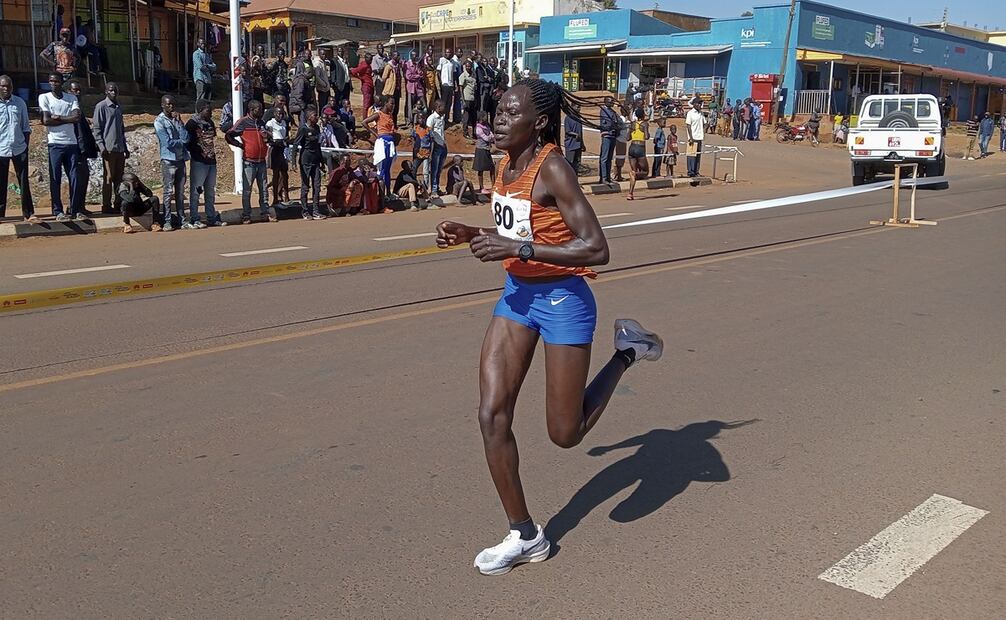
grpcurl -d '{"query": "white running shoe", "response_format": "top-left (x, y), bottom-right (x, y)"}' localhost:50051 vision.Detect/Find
top-left (614, 319), bottom-right (664, 364)
top-left (473, 525), bottom-right (550, 576)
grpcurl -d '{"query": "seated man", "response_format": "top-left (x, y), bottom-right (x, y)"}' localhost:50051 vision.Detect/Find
top-left (393, 160), bottom-right (426, 211)
top-left (118, 172), bottom-right (160, 233)
top-left (325, 154), bottom-right (353, 216)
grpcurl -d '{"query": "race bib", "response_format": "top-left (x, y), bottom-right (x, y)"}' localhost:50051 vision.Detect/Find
top-left (492, 192), bottom-right (533, 242)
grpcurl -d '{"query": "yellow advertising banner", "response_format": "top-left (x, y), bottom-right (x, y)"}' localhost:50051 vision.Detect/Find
top-left (245, 13), bottom-right (292, 32)
top-left (419, 0), bottom-right (548, 34)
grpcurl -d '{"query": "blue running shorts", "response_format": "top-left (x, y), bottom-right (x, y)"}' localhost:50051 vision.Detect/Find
top-left (493, 273), bottom-right (597, 345)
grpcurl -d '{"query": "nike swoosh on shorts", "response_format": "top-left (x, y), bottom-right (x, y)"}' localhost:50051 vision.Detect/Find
top-left (550, 296), bottom-right (569, 306)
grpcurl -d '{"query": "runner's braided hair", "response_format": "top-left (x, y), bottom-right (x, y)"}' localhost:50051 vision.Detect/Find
top-left (512, 78), bottom-right (602, 147)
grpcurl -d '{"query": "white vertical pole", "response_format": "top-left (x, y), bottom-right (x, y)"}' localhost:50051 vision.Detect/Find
top-left (507, 0), bottom-right (514, 86)
top-left (826, 59), bottom-right (834, 114)
top-left (230, 0), bottom-right (243, 193)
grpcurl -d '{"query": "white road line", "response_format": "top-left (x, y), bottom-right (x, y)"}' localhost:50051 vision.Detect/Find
top-left (664, 205), bottom-right (706, 211)
top-left (818, 494), bottom-right (988, 599)
top-left (731, 199), bottom-right (760, 204)
top-left (605, 176), bottom-right (947, 230)
top-left (597, 212), bottom-right (634, 218)
top-left (219, 246), bottom-right (309, 257)
top-left (373, 232), bottom-right (437, 241)
top-left (14, 264), bottom-right (131, 279)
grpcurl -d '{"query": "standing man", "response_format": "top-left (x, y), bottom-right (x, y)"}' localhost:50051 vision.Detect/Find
top-left (404, 50), bottom-right (425, 125)
top-left (381, 51), bottom-right (403, 128)
top-left (451, 48), bottom-right (464, 125)
top-left (964, 115), bottom-right (979, 160)
top-left (153, 95), bottom-right (189, 231)
top-left (748, 100), bottom-right (762, 141)
top-left (41, 28), bottom-right (79, 83)
top-left (371, 44), bottom-right (388, 101)
top-left (186, 99), bottom-right (223, 227)
top-left (458, 60), bottom-right (477, 139)
top-left (425, 99), bottom-right (447, 195)
top-left (437, 49), bottom-right (456, 125)
top-left (270, 48), bottom-right (291, 100)
top-left (192, 38), bottom-right (216, 101)
top-left (92, 82), bottom-right (128, 215)
top-left (739, 98), bottom-right (751, 141)
top-left (333, 46), bottom-right (351, 107)
top-left (67, 80), bottom-right (97, 218)
top-left (731, 98), bottom-right (741, 140)
top-left (0, 75), bottom-right (37, 223)
top-left (685, 97), bottom-right (705, 178)
top-left (564, 102), bottom-right (583, 174)
top-left (720, 98), bottom-right (734, 137)
top-left (999, 113), bottom-right (1006, 153)
top-left (978, 112), bottom-right (994, 158)
top-left (226, 100), bottom-right (275, 224)
top-left (313, 47), bottom-right (333, 111)
top-left (350, 53), bottom-right (375, 114)
top-left (39, 73), bottom-right (82, 221)
top-left (598, 96), bottom-right (618, 184)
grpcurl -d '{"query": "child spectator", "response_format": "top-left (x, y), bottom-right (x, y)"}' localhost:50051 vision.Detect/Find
top-left (446, 155), bottom-right (477, 205)
top-left (118, 172), bottom-right (159, 233)
top-left (265, 105), bottom-right (290, 207)
top-left (651, 116), bottom-right (666, 178)
top-left (473, 111), bottom-right (495, 193)
top-left (664, 124), bottom-right (679, 177)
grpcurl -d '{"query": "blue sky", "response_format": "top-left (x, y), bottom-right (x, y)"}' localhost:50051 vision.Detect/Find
top-left (619, 0), bottom-right (996, 31)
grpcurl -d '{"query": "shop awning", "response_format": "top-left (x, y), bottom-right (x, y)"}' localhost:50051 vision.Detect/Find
top-left (524, 39), bottom-right (627, 54)
top-left (244, 14), bottom-right (291, 31)
top-left (607, 45), bottom-right (732, 58)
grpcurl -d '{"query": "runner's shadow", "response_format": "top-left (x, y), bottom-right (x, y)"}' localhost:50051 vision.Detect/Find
top-left (545, 420), bottom-right (757, 552)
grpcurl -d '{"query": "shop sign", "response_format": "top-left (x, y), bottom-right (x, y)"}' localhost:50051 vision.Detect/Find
top-left (740, 26), bottom-right (770, 48)
top-left (564, 18), bottom-right (597, 40)
top-left (912, 35), bottom-right (924, 54)
top-left (811, 16), bottom-right (834, 41)
top-left (865, 24), bottom-right (885, 49)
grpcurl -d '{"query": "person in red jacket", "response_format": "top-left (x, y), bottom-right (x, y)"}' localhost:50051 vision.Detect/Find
top-left (350, 53), bottom-right (375, 116)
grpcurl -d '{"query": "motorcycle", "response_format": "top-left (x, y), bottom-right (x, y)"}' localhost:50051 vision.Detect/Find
top-left (775, 122), bottom-right (819, 146)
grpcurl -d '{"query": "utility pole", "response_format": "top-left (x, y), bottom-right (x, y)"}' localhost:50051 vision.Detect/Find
top-left (773, 0), bottom-right (797, 125)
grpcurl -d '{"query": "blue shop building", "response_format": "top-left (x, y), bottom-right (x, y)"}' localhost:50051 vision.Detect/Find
top-left (528, 1), bottom-right (1006, 121)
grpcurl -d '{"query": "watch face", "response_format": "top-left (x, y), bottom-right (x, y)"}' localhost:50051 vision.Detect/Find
top-left (519, 243), bottom-right (533, 260)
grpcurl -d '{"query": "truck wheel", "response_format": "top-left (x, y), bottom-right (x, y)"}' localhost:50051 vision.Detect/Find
top-left (879, 111), bottom-right (918, 129)
top-left (852, 175), bottom-right (865, 186)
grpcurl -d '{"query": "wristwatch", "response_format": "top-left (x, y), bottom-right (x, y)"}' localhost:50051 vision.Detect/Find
top-left (518, 242), bottom-right (535, 263)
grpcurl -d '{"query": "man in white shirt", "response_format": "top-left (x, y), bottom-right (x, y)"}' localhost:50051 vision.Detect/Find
top-left (425, 99), bottom-right (447, 196)
top-left (39, 73), bottom-right (84, 221)
top-left (684, 97), bottom-right (705, 178)
top-left (437, 49), bottom-right (456, 125)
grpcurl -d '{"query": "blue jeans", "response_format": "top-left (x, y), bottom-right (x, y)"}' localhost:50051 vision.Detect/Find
top-left (242, 161), bottom-right (269, 218)
top-left (979, 134), bottom-right (992, 155)
top-left (160, 160), bottom-right (186, 227)
top-left (687, 141), bottom-right (702, 177)
top-left (1001, 129), bottom-right (1006, 152)
top-left (429, 142), bottom-right (448, 192)
top-left (189, 160), bottom-right (218, 223)
top-left (599, 136), bottom-right (616, 183)
top-left (48, 143), bottom-right (80, 216)
top-left (378, 136), bottom-right (395, 194)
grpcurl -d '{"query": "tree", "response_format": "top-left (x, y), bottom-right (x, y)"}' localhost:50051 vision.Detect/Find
top-left (603, 0), bottom-right (618, 8)
top-left (741, 10), bottom-right (754, 16)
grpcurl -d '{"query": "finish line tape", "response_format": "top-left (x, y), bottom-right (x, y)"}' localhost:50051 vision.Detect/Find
top-left (604, 177), bottom-right (948, 229)
top-left (0, 246), bottom-right (458, 313)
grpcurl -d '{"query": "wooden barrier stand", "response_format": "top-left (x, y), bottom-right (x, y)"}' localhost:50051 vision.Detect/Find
top-left (870, 163), bottom-right (938, 228)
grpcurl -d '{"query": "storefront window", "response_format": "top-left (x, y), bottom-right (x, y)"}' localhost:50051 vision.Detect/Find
top-left (456, 36), bottom-right (477, 56)
top-left (480, 35), bottom-right (497, 59)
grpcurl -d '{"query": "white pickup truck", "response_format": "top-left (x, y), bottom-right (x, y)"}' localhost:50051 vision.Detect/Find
top-left (848, 94), bottom-right (948, 188)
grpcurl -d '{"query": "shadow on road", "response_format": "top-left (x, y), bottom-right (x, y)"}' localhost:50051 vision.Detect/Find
top-left (545, 419), bottom-right (758, 553)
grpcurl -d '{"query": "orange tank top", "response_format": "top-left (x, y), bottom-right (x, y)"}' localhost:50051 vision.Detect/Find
top-left (376, 112), bottom-right (395, 136)
top-left (491, 143), bottom-right (597, 280)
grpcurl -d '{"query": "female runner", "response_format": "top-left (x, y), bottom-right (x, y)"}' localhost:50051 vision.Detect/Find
top-left (435, 79), bottom-right (664, 576)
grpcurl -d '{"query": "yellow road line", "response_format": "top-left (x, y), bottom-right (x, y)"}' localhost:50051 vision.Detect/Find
top-left (0, 245), bottom-right (460, 313)
top-left (2, 204), bottom-right (1002, 394)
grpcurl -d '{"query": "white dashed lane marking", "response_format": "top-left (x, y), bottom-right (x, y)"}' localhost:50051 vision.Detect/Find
top-left (373, 232), bottom-right (437, 241)
top-left (219, 246), bottom-right (309, 257)
top-left (818, 494), bottom-right (988, 599)
top-left (14, 265), bottom-right (132, 279)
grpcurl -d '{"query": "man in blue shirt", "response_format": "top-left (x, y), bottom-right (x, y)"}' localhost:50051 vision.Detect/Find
top-left (153, 94), bottom-right (190, 231)
top-left (598, 96), bottom-right (618, 184)
top-left (563, 104), bottom-right (583, 174)
top-left (0, 75), bottom-right (36, 222)
top-left (192, 38), bottom-right (216, 101)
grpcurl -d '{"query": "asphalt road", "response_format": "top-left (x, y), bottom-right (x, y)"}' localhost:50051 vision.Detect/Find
top-left (1, 148), bottom-right (1004, 618)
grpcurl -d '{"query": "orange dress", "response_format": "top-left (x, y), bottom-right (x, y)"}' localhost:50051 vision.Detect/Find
top-left (491, 143), bottom-right (597, 280)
